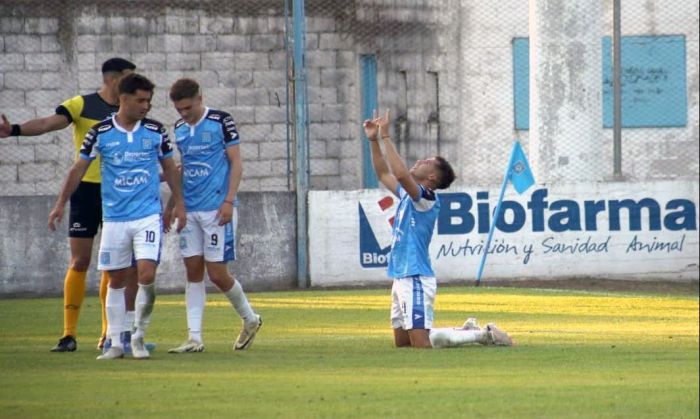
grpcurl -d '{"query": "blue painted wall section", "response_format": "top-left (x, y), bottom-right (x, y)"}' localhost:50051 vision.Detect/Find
top-left (512, 35), bottom-right (687, 130)
top-left (360, 54), bottom-right (379, 188)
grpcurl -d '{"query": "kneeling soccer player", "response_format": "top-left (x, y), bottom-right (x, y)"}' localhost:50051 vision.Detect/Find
top-left (363, 110), bottom-right (514, 349)
top-left (165, 78), bottom-right (262, 354)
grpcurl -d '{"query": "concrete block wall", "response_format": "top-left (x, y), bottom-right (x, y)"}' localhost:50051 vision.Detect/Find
top-left (0, 2), bottom-right (298, 196)
top-left (0, 0), bottom-right (468, 196)
top-left (0, 192), bottom-right (297, 296)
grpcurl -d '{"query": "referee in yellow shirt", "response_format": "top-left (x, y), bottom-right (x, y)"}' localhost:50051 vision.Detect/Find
top-left (1, 58), bottom-right (137, 352)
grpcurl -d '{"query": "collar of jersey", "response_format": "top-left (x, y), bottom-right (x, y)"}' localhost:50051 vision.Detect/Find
top-left (184, 107), bottom-right (210, 130)
top-left (112, 116), bottom-right (142, 134)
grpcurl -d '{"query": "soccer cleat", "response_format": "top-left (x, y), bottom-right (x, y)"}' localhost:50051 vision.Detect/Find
top-left (103, 335), bottom-right (156, 354)
top-left (96, 346), bottom-right (124, 360)
top-left (462, 317), bottom-right (481, 330)
top-left (130, 336), bottom-right (150, 359)
top-left (234, 314), bottom-right (262, 351)
top-left (168, 339), bottom-right (205, 354)
top-left (97, 335), bottom-right (107, 351)
top-left (50, 335), bottom-right (77, 352)
top-left (486, 323), bottom-right (514, 346)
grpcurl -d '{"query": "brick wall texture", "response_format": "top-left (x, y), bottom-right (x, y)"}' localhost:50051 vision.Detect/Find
top-left (0, 0), bottom-right (697, 196)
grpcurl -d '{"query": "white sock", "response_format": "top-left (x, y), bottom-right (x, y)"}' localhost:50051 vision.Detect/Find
top-left (429, 328), bottom-right (488, 349)
top-left (186, 281), bottom-right (205, 343)
top-left (106, 287), bottom-right (126, 349)
top-left (134, 283), bottom-right (156, 340)
top-left (224, 280), bottom-right (255, 322)
top-left (124, 311), bottom-right (135, 334)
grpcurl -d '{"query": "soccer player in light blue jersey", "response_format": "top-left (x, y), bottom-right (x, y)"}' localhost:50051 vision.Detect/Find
top-left (165, 78), bottom-right (261, 354)
top-left (49, 73), bottom-right (186, 360)
top-left (364, 110), bottom-right (514, 349)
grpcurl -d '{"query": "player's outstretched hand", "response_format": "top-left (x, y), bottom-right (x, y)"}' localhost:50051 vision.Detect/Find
top-left (363, 109), bottom-right (380, 142)
top-left (0, 114), bottom-right (12, 138)
top-left (48, 205), bottom-right (64, 231)
top-left (375, 109), bottom-right (391, 138)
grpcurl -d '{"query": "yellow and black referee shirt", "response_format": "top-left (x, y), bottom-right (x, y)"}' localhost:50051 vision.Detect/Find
top-left (56, 93), bottom-right (119, 184)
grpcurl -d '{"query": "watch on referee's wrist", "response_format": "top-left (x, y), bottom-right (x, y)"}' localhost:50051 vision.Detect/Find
top-left (223, 200), bottom-right (234, 205)
top-left (10, 124), bottom-right (21, 136)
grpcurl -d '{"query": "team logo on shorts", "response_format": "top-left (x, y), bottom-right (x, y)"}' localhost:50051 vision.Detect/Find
top-left (358, 196), bottom-right (395, 268)
top-left (100, 251), bottom-right (111, 265)
top-left (179, 236), bottom-right (187, 250)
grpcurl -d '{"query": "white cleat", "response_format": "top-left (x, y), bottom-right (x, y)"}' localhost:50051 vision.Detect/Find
top-left (131, 336), bottom-right (150, 359)
top-left (234, 314), bottom-right (262, 351)
top-left (486, 323), bottom-right (514, 346)
top-left (462, 317), bottom-right (481, 330)
top-left (168, 339), bottom-right (205, 354)
top-left (96, 346), bottom-right (124, 360)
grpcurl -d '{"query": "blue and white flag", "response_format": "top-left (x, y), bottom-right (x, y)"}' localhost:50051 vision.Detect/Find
top-left (475, 139), bottom-right (535, 285)
top-left (508, 141), bottom-right (535, 194)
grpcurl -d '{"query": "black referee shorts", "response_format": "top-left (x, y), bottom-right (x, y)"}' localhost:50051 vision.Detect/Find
top-left (68, 181), bottom-right (102, 238)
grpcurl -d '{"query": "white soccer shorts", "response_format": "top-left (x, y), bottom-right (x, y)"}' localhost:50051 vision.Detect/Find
top-left (390, 275), bottom-right (436, 330)
top-left (179, 209), bottom-right (237, 262)
top-left (98, 214), bottom-right (162, 271)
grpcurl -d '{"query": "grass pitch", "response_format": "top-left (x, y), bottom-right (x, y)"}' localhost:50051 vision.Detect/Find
top-left (0, 286), bottom-right (697, 418)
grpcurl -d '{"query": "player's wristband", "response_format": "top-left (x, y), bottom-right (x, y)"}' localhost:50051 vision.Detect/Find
top-left (10, 124), bottom-right (21, 136)
top-left (223, 200), bottom-right (234, 206)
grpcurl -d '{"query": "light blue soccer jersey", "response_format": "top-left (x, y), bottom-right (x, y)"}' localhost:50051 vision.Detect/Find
top-left (173, 107), bottom-right (240, 212)
top-left (80, 116), bottom-right (173, 221)
top-left (387, 185), bottom-right (441, 278)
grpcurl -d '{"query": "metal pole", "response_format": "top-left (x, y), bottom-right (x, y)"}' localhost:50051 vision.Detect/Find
top-left (293, 0), bottom-right (309, 288)
top-left (612, 0), bottom-right (622, 179)
top-left (284, 0), bottom-right (291, 191)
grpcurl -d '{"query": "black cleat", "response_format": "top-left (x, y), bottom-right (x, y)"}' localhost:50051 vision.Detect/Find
top-left (50, 335), bottom-right (77, 352)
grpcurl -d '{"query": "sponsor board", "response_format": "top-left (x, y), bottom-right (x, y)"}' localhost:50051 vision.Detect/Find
top-left (308, 181), bottom-right (699, 286)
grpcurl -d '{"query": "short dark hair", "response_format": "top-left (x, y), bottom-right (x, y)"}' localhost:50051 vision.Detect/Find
top-left (434, 156), bottom-right (456, 189)
top-left (102, 57), bottom-right (136, 74)
top-left (170, 78), bottom-right (201, 102)
top-left (118, 73), bottom-right (155, 95)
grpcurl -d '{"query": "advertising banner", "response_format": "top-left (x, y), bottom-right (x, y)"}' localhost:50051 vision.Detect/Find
top-left (309, 181), bottom-right (699, 286)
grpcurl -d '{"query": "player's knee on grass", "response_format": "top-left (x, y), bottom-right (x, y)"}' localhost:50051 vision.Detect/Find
top-left (408, 329), bottom-right (432, 349)
top-left (393, 328), bottom-right (411, 347)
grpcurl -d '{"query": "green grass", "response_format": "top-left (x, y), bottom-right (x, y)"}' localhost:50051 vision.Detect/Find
top-left (0, 287), bottom-right (697, 418)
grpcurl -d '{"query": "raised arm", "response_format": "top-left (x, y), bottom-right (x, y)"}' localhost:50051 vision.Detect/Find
top-left (375, 110), bottom-right (421, 200)
top-left (0, 113), bottom-right (70, 138)
top-left (364, 113), bottom-right (399, 196)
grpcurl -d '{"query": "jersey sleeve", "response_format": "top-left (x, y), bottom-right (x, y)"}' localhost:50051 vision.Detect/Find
top-left (158, 125), bottom-right (174, 159)
top-left (221, 112), bottom-right (240, 147)
top-left (413, 185), bottom-right (438, 212)
top-left (56, 95), bottom-right (84, 125)
top-left (79, 125), bottom-right (99, 161)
